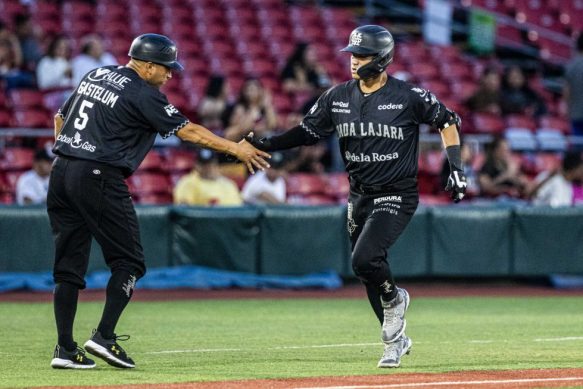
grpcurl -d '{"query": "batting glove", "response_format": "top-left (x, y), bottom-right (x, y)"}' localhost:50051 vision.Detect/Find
top-left (445, 170), bottom-right (467, 203)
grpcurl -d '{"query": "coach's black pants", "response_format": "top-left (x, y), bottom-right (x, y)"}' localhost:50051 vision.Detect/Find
top-left (348, 187), bottom-right (418, 290)
top-left (47, 157), bottom-right (145, 288)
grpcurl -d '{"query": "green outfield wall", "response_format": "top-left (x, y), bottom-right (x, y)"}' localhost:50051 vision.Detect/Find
top-left (1, 205), bottom-right (582, 277)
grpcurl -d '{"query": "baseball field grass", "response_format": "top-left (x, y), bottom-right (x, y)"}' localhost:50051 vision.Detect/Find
top-left (0, 296), bottom-right (582, 388)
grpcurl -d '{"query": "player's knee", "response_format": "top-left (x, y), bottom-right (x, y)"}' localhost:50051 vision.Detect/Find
top-left (352, 252), bottom-right (376, 280)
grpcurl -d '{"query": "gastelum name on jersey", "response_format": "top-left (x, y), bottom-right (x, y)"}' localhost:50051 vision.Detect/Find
top-left (77, 81), bottom-right (119, 108)
top-left (336, 122), bottom-right (404, 140)
top-left (345, 150), bottom-right (399, 163)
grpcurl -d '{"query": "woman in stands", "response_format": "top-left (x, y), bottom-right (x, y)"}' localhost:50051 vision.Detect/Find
top-left (281, 42), bottom-right (331, 94)
top-left (500, 66), bottom-right (546, 117)
top-left (224, 78), bottom-right (278, 141)
top-left (197, 75), bottom-right (230, 131)
top-left (478, 136), bottom-right (533, 199)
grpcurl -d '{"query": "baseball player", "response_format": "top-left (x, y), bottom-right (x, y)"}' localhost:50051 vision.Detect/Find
top-left (246, 25), bottom-right (466, 368)
top-left (48, 33), bottom-right (270, 369)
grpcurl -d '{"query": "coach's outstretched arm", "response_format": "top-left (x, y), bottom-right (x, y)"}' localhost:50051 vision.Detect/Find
top-left (177, 123), bottom-right (271, 174)
top-left (439, 110), bottom-right (467, 203)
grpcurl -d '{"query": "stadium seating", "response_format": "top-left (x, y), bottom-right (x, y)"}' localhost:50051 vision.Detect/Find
top-left (0, 0), bottom-right (579, 205)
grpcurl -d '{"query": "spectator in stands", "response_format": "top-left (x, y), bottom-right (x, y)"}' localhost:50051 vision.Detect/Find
top-left (0, 21), bottom-right (33, 89)
top-left (465, 66), bottom-right (502, 115)
top-left (197, 75), bottom-right (229, 130)
top-left (224, 78), bottom-right (278, 141)
top-left (173, 149), bottom-right (242, 206)
top-left (440, 142), bottom-right (480, 197)
top-left (281, 42), bottom-right (331, 94)
top-left (285, 143), bottom-right (328, 174)
top-left (72, 34), bottom-right (118, 85)
top-left (15, 149), bottom-right (53, 205)
top-left (500, 66), bottom-right (546, 117)
top-left (478, 136), bottom-right (532, 198)
top-left (241, 151), bottom-right (287, 205)
top-left (36, 35), bottom-right (74, 112)
top-left (36, 35), bottom-right (73, 90)
top-left (563, 34), bottom-right (583, 137)
top-left (13, 14), bottom-right (42, 71)
top-left (532, 151), bottom-right (583, 207)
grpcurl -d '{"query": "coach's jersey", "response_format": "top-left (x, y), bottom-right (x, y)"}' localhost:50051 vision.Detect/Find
top-left (53, 65), bottom-right (189, 176)
top-left (301, 76), bottom-right (450, 188)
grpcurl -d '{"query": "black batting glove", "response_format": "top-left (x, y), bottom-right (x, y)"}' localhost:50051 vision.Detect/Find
top-left (244, 132), bottom-right (271, 151)
top-left (445, 169), bottom-right (467, 203)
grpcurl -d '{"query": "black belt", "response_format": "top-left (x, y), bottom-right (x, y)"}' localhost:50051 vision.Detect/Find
top-left (56, 155), bottom-right (129, 177)
top-left (350, 177), bottom-right (417, 195)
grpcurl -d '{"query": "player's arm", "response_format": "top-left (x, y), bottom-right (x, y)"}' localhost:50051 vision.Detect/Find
top-left (437, 109), bottom-right (467, 202)
top-left (177, 122), bottom-right (271, 174)
top-left (246, 87), bottom-right (335, 151)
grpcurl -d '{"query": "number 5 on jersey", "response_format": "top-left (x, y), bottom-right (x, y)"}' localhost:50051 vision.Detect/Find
top-left (74, 100), bottom-right (94, 130)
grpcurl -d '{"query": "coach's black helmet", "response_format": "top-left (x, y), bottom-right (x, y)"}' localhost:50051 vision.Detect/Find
top-left (128, 33), bottom-right (184, 71)
top-left (341, 25), bottom-right (394, 79)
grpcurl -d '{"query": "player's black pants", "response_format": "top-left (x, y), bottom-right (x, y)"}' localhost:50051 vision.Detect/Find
top-left (47, 156), bottom-right (146, 289)
top-left (348, 185), bottom-right (418, 322)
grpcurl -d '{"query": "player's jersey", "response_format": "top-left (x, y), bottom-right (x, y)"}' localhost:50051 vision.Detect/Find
top-left (301, 76), bottom-right (450, 189)
top-left (53, 65), bottom-right (189, 176)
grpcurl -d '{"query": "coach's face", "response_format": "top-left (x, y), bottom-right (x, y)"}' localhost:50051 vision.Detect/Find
top-left (350, 54), bottom-right (373, 80)
top-left (145, 62), bottom-right (172, 87)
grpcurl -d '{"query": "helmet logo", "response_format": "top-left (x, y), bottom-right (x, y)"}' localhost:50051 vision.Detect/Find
top-left (350, 32), bottom-right (363, 46)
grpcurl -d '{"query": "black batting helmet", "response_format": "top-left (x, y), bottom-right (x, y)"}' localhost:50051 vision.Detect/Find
top-left (340, 25), bottom-right (394, 79)
top-left (128, 33), bottom-right (184, 71)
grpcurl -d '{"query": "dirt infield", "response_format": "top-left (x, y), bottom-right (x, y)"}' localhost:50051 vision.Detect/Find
top-left (2, 282), bottom-right (582, 303)
top-left (37, 368), bottom-right (583, 388)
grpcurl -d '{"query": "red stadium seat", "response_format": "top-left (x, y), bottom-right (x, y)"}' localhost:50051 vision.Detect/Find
top-left (138, 151), bottom-right (164, 172)
top-left (128, 173), bottom-right (171, 195)
top-left (12, 110), bottom-right (52, 128)
top-left (9, 89), bottom-right (44, 109)
top-left (324, 172), bottom-right (350, 198)
top-left (0, 110), bottom-right (12, 127)
top-left (137, 193), bottom-right (173, 205)
top-left (471, 113), bottom-right (506, 134)
top-left (162, 150), bottom-right (196, 173)
top-left (538, 115), bottom-right (570, 135)
top-left (0, 148), bottom-right (35, 171)
top-left (286, 173), bottom-right (326, 195)
top-left (505, 114), bottom-right (537, 132)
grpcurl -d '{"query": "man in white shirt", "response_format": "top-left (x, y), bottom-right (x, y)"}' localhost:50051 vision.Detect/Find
top-left (242, 151), bottom-right (287, 204)
top-left (533, 151), bottom-right (583, 207)
top-left (71, 34), bottom-right (118, 85)
top-left (16, 149), bottom-right (53, 205)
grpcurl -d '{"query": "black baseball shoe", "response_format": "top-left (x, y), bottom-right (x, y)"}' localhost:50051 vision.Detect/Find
top-left (51, 344), bottom-right (96, 369)
top-left (84, 329), bottom-right (135, 368)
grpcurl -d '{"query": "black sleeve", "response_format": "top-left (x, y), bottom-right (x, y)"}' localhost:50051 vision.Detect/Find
top-left (300, 86), bottom-right (335, 139)
top-left (138, 87), bottom-right (190, 138)
top-left (410, 86), bottom-right (456, 131)
top-left (259, 125), bottom-right (314, 151)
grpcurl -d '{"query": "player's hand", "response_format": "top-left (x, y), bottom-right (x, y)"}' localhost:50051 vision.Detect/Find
top-left (235, 137), bottom-right (271, 174)
top-left (445, 169), bottom-right (467, 203)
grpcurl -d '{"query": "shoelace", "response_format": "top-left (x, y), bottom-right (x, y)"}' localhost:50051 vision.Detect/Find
top-left (112, 334), bottom-right (130, 342)
top-left (75, 346), bottom-right (89, 360)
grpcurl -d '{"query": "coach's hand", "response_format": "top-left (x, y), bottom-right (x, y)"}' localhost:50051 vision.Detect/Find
top-left (235, 136), bottom-right (271, 174)
top-left (445, 170), bottom-right (467, 203)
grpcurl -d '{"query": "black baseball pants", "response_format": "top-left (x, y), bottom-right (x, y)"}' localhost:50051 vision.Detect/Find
top-left (347, 187), bottom-right (419, 323)
top-left (47, 157), bottom-right (146, 288)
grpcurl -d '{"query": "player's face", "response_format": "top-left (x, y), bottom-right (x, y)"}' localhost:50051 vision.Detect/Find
top-left (350, 54), bottom-right (374, 79)
top-left (146, 62), bottom-right (173, 87)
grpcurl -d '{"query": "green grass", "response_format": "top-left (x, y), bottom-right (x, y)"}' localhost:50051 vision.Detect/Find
top-left (1, 296), bottom-right (582, 387)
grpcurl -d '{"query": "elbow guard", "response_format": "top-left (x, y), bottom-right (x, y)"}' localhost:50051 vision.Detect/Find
top-left (438, 108), bottom-right (461, 132)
